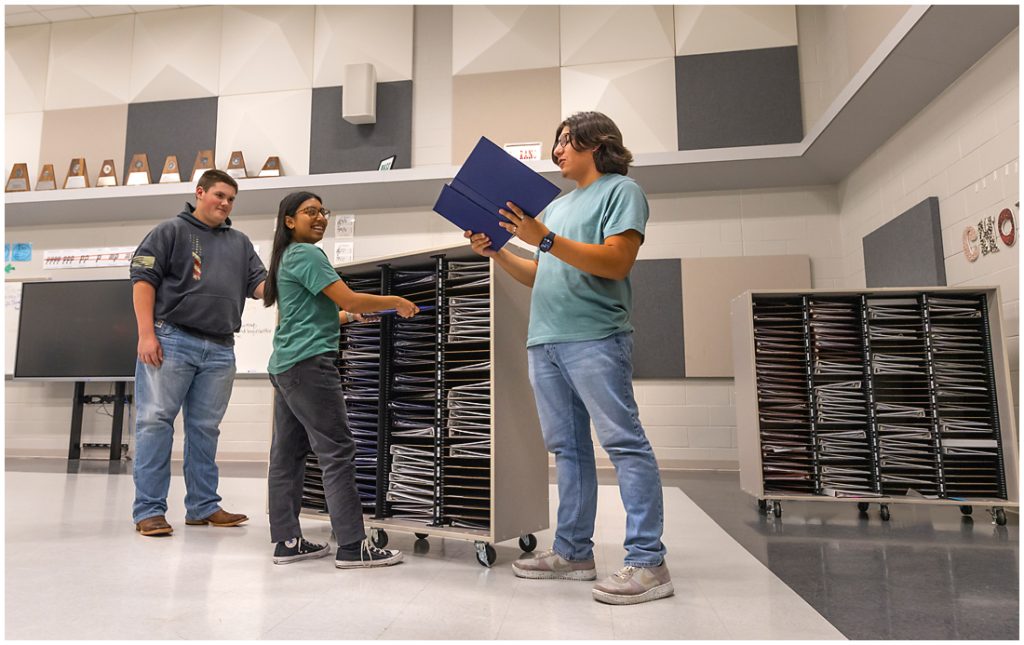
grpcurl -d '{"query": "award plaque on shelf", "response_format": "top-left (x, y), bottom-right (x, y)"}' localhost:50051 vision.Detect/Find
top-left (63, 158), bottom-right (89, 189)
top-left (36, 165), bottom-right (56, 190)
top-left (257, 156), bottom-right (282, 178)
top-left (191, 149), bottom-right (214, 182)
top-left (125, 153), bottom-right (151, 186)
top-left (5, 164), bottom-right (30, 192)
top-left (97, 159), bottom-right (118, 187)
top-left (160, 155), bottom-right (181, 183)
top-left (226, 151), bottom-right (247, 179)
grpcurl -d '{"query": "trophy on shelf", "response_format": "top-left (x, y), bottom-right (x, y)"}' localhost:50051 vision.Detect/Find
top-left (191, 149), bottom-right (215, 183)
top-left (97, 159), bottom-right (118, 187)
top-left (226, 151), bottom-right (247, 179)
top-left (5, 164), bottom-right (30, 192)
top-left (160, 155), bottom-right (181, 183)
top-left (258, 156), bottom-right (283, 178)
top-left (63, 157), bottom-right (89, 189)
top-left (36, 164), bottom-right (56, 190)
top-left (125, 153), bottom-right (151, 186)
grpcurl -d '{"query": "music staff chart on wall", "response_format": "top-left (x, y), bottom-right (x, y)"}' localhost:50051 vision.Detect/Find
top-left (43, 247), bottom-right (136, 270)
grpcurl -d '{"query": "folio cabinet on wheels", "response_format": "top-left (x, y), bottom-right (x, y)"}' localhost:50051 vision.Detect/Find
top-left (731, 287), bottom-right (1018, 525)
top-left (297, 244), bottom-right (549, 567)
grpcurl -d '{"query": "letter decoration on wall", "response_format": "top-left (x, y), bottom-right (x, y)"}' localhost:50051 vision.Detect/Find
top-left (963, 225), bottom-right (980, 262)
top-left (998, 207), bottom-right (1015, 247)
top-left (963, 204), bottom-right (1016, 263)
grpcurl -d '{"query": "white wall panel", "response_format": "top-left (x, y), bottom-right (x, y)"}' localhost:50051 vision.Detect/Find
top-left (215, 89), bottom-right (313, 177)
top-left (675, 5), bottom-right (797, 56)
top-left (44, 15), bottom-right (134, 110)
top-left (561, 5), bottom-right (674, 66)
top-left (6, 24), bottom-right (51, 114)
top-left (560, 58), bottom-right (678, 154)
top-left (452, 6), bottom-right (559, 76)
top-left (313, 6), bottom-right (413, 87)
top-left (130, 6), bottom-right (222, 103)
top-left (219, 6), bottom-right (314, 97)
top-left (5, 111), bottom-right (44, 182)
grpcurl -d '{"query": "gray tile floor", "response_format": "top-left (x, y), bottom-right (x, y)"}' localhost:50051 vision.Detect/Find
top-left (6, 458), bottom-right (1019, 639)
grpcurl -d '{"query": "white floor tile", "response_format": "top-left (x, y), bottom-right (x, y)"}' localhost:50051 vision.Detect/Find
top-left (5, 469), bottom-right (844, 639)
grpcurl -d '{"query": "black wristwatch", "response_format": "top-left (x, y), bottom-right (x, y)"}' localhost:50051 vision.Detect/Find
top-left (538, 231), bottom-right (556, 253)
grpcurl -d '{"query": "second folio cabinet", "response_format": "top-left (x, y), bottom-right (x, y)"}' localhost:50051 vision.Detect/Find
top-left (297, 244), bottom-right (549, 566)
top-left (731, 287), bottom-right (1018, 524)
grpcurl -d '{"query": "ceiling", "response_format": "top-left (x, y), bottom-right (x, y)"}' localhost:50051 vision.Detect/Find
top-left (4, 5), bottom-right (191, 27)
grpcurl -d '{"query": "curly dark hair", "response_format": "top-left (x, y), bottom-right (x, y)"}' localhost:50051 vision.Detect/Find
top-left (550, 111), bottom-right (633, 176)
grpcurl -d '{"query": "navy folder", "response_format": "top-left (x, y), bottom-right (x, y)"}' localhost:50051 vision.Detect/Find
top-left (433, 137), bottom-right (561, 250)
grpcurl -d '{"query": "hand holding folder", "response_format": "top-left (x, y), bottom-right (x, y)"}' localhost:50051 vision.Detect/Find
top-left (433, 136), bottom-right (561, 251)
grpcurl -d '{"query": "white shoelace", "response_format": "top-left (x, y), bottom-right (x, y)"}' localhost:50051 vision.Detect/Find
top-left (612, 565), bottom-right (639, 581)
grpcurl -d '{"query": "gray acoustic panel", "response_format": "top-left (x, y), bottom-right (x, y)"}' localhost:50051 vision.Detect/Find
top-left (310, 81), bottom-right (412, 174)
top-left (676, 46), bottom-right (803, 150)
top-left (124, 97), bottom-right (218, 185)
top-left (863, 197), bottom-right (946, 288)
top-left (631, 259), bottom-right (684, 379)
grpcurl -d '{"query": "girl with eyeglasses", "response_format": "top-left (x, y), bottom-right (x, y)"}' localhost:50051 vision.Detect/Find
top-left (263, 190), bottom-right (419, 569)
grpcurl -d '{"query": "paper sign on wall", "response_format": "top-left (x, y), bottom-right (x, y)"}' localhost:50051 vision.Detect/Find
top-left (335, 214), bottom-right (356, 239)
top-left (43, 246), bottom-right (135, 269)
top-left (334, 242), bottom-right (354, 265)
top-left (503, 142), bottom-right (543, 162)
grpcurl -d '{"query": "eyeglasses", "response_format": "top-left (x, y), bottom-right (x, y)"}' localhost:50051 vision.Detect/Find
top-left (297, 206), bottom-right (331, 220)
top-left (556, 132), bottom-right (573, 149)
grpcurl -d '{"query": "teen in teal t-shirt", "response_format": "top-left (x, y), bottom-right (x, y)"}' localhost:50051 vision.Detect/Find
top-left (528, 173), bottom-right (648, 346)
top-left (261, 190), bottom-right (418, 569)
top-left (268, 243), bottom-right (342, 374)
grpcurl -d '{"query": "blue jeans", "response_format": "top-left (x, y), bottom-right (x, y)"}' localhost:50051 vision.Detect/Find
top-left (528, 332), bottom-right (666, 567)
top-left (132, 321), bottom-right (236, 523)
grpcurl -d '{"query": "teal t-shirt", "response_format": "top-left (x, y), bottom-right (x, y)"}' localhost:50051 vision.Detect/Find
top-left (527, 173), bottom-right (648, 347)
top-left (268, 243), bottom-right (341, 374)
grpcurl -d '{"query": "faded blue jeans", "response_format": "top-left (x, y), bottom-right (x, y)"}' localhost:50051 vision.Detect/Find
top-left (132, 321), bottom-right (236, 524)
top-left (528, 332), bottom-right (666, 568)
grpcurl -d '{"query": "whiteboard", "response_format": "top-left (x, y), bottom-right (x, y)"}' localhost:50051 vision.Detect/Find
top-left (5, 282), bottom-right (22, 375)
top-left (235, 240), bottom-right (275, 375)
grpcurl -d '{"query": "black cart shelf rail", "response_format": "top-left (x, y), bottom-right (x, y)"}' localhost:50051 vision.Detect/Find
top-left (288, 244), bottom-right (549, 567)
top-left (731, 287), bottom-right (1018, 526)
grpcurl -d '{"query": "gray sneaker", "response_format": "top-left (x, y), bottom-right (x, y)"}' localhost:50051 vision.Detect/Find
top-left (592, 563), bottom-right (674, 605)
top-left (512, 549), bottom-right (597, 580)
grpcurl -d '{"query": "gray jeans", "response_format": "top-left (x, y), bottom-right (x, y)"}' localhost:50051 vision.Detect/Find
top-left (268, 352), bottom-right (364, 546)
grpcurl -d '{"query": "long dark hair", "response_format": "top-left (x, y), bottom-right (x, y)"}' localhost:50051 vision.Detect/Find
top-left (263, 190), bottom-right (322, 307)
top-left (551, 111), bottom-right (633, 175)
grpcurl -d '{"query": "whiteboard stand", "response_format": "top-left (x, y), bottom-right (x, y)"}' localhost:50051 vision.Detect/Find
top-left (68, 382), bottom-right (132, 461)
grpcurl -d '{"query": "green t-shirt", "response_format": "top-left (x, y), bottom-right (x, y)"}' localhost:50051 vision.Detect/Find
top-left (268, 243), bottom-right (341, 374)
top-left (527, 173), bottom-right (648, 347)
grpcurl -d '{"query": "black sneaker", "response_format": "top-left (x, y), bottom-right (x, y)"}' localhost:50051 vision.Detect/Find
top-left (273, 537), bottom-right (330, 565)
top-left (335, 538), bottom-right (404, 569)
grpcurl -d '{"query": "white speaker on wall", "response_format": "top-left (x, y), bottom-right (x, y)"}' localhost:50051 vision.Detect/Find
top-left (342, 63), bottom-right (377, 125)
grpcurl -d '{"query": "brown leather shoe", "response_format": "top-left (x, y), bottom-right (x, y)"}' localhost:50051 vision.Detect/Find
top-left (185, 509), bottom-right (248, 527)
top-left (135, 515), bottom-right (173, 536)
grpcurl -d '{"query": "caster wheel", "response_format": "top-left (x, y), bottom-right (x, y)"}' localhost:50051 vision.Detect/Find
top-left (475, 542), bottom-right (497, 568)
top-left (757, 499), bottom-right (769, 514)
top-left (959, 505), bottom-right (973, 516)
top-left (857, 502), bottom-right (870, 513)
top-left (414, 533), bottom-right (429, 541)
top-left (880, 505), bottom-right (890, 522)
top-left (995, 508), bottom-right (1007, 526)
top-left (772, 501), bottom-right (782, 518)
top-left (370, 528), bottom-right (388, 549)
top-left (518, 534), bottom-right (537, 552)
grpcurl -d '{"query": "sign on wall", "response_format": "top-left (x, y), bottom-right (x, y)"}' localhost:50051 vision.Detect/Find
top-left (963, 204), bottom-right (1017, 262)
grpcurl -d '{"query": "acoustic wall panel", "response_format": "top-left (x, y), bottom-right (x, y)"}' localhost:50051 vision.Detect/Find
top-left (6, 24), bottom-right (51, 114)
top-left (5, 112), bottom-right (43, 184)
top-left (863, 197), bottom-right (946, 288)
top-left (560, 5), bottom-right (674, 67)
top-left (130, 6), bottom-right (222, 103)
top-left (675, 6), bottom-right (797, 56)
top-left (676, 46), bottom-right (803, 150)
top-left (631, 259), bottom-right (685, 379)
top-left (123, 97), bottom-right (218, 186)
top-left (452, 68), bottom-right (561, 164)
top-left (219, 6), bottom-right (315, 97)
top-left (309, 82), bottom-right (412, 174)
top-left (40, 105), bottom-right (128, 187)
top-left (452, 6), bottom-right (560, 76)
top-left (313, 6), bottom-right (414, 87)
top-left (561, 58), bottom-right (678, 154)
top-left (681, 255), bottom-right (810, 377)
top-left (44, 15), bottom-right (134, 110)
top-left (216, 90), bottom-right (312, 177)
